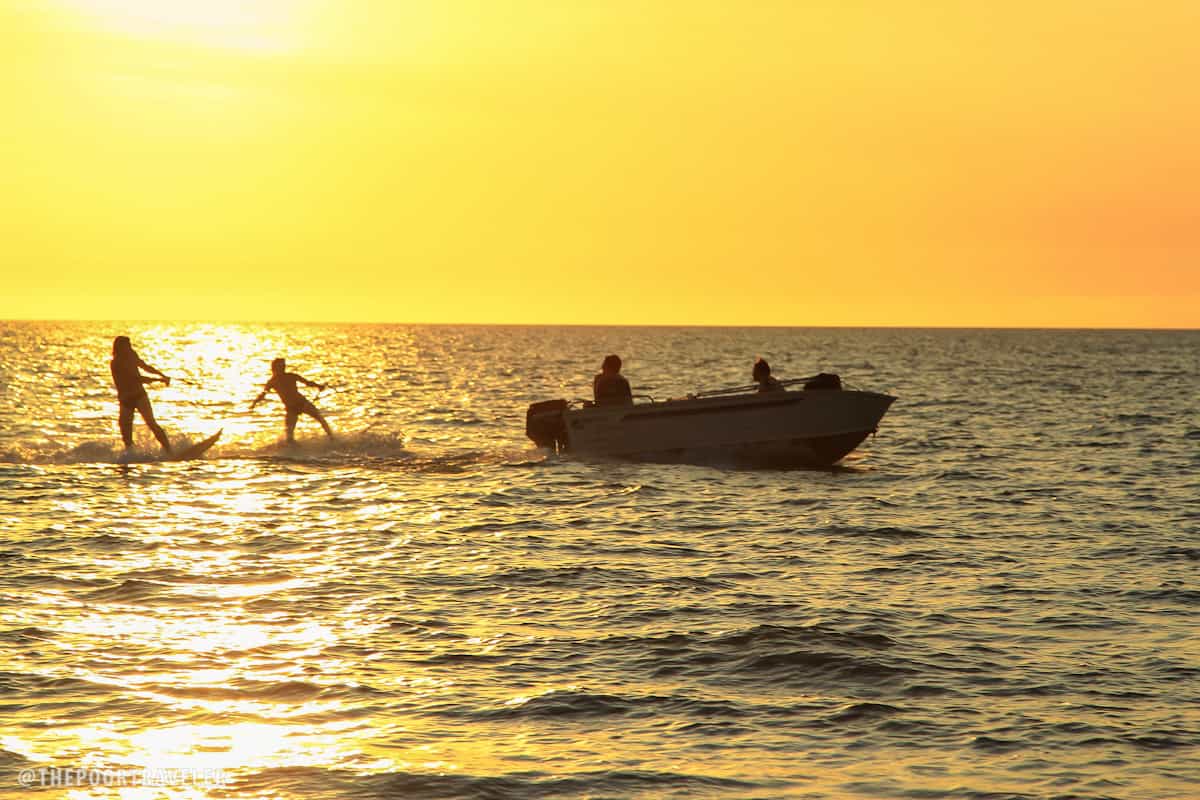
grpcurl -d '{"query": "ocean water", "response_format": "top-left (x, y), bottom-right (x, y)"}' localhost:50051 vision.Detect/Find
top-left (0, 321), bottom-right (1197, 799)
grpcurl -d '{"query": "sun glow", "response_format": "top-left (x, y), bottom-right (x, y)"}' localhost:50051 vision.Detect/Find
top-left (58, 0), bottom-right (309, 52)
top-left (4, 3), bottom-right (1197, 327)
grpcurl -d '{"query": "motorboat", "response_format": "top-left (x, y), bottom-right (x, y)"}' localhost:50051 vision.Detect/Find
top-left (525, 374), bottom-right (895, 468)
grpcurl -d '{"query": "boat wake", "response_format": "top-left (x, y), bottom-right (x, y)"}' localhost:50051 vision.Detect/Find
top-left (0, 435), bottom-right (223, 465)
top-left (234, 429), bottom-right (409, 462)
top-left (0, 430), bottom-right (408, 466)
top-left (0, 430), bottom-right (539, 473)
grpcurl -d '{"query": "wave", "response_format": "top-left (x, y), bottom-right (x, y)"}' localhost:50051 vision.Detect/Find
top-left (1122, 587), bottom-right (1200, 605)
top-left (1157, 547), bottom-right (1200, 562)
top-left (733, 649), bottom-right (914, 683)
top-left (479, 689), bottom-right (654, 721)
top-left (521, 623), bottom-right (915, 688)
top-left (82, 578), bottom-right (212, 605)
top-left (466, 688), bottom-right (780, 724)
top-left (707, 623), bottom-right (899, 651)
top-left (1114, 412), bottom-right (1170, 425)
top-left (823, 524), bottom-right (934, 540)
top-left (483, 565), bottom-right (649, 589)
top-left (393, 621), bottom-right (917, 692)
top-left (0, 671), bottom-right (116, 698)
top-left (148, 679), bottom-right (333, 704)
top-left (827, 701), bottom-right (906, 722)
top-left (0, 626), bottom-right (57, 644)
top-left (109, 568), bottom-right (301, 589)
top-left (233, 765), bottom-right (762, 800)
top-left (1033, 612), bottom-right (1131, 630)
top-left (967, 721), bottom-right (1200, 756)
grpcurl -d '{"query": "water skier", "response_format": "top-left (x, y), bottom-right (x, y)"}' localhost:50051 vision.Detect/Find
top-left (250, 358), bottom-right (334, 443)
top-left (110, 335), bottom-right (173, 452)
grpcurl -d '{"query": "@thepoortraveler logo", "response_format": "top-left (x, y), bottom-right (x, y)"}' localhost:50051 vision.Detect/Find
top-left (17, 766), bottom-right (229, 788)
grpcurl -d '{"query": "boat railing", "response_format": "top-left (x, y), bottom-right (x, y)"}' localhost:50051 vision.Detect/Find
top-left (688, 376), bottom-right (819, 399)
top-left (569, 376), bottom-right (855, 407)
top-left (570, 393), bottom-right (658, 409)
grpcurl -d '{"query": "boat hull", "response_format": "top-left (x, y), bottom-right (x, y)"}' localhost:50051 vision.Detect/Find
top-left (552, 389), bottom-right (894, 468)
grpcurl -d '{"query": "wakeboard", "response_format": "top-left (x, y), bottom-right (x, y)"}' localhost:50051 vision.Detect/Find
top-left (118, 430), bottom-right (222, 463)
top-left (168, 430), bottom-right (222, 461)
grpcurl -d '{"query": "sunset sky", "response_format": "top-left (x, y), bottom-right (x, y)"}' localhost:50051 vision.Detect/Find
top-left (2, 1), bottom-right (1197, 327)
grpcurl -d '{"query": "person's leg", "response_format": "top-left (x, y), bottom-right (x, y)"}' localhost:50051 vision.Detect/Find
top-left (135, 395), bottom-right (171, 451)
top-left (118, 403), bottom-right (135, 449)
top-left (304, 400), bottom-right (334, 438)
top-left (285, 408), bottom-right (299, 443)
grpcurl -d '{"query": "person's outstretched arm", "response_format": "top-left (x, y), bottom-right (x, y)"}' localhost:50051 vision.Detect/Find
top-left (250, 378), bottom-right (275, 410)
top-left (296, 374), bottom-right (326, 391)
top-left (137, 358), bottom-right (171, 385)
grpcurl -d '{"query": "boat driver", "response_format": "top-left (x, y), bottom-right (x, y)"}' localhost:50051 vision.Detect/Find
top-left (593, 354), bottom-right (633, 406)
top-left (753, 357), bottom-right (784, 392)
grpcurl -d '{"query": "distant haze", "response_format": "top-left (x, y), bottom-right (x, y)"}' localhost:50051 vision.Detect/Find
top-left (2, 1), bottom-right (1197, 328)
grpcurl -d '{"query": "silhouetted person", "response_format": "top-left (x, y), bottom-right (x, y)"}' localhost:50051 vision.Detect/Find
top-left (250, 358), bottom-right (333, 443)
top-left (593, 354), bottom-right (633, 406)
top-left (753, 357), bottom-right (784, 392)
top-left (110, 335), bottom-right (172, 452)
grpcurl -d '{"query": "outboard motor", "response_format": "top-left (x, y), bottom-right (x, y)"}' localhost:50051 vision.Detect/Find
top-left (526, 399), bottom-right (569, 451)
top-left (804, 372), bottom-right (842, 390)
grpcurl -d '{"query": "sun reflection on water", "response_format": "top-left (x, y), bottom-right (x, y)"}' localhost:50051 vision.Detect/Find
top-left (10, 324), bottom-right (1195, 797)
top-left (0, 447), bottom-right (426, 791)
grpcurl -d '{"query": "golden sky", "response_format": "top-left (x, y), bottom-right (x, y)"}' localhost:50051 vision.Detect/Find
top-left (2, 1), bottom-right (1197, 327)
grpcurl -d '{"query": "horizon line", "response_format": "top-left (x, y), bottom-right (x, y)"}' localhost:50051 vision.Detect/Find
top-left (1, 318), bottom-right (1197, 332)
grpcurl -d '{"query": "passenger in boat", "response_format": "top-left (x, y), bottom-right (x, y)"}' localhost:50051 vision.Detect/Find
top-left (111, 335), bottom-right (173, 452)
top-left (753, 357), bottom-right (784, 392)
top-left (250, 358), bottom-right (334, 443)
top-left (593, 354), bottom-right (633, 406)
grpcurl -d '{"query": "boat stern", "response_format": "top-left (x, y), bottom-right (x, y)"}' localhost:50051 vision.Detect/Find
top-left (525, 399), bottom-right (569, 451)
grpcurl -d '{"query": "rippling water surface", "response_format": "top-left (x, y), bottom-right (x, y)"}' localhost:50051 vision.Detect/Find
top-left (1, 322), bottom-right (1197, 799)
